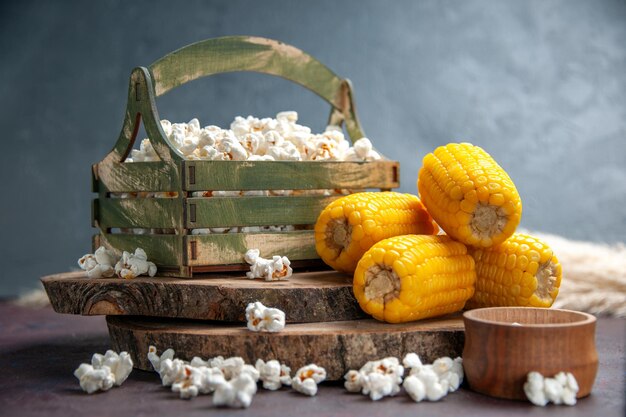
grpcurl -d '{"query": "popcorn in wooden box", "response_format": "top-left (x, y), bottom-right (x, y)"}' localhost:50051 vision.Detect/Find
top-left (91, 37), bottom-right (399, 276)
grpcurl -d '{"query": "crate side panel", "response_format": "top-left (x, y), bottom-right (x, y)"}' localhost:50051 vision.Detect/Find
top-left (96, 161), bottom-right (180, 193)
top-left (98, 232), bottom-right (184, 266)
top-left (97, 198), bottom-right (183, 229)
top-left (183, 160), bottom-right (399, 191)
top-left (186, 231), bottom-right (318, 266)
top-left (186, 195), bottom-right (339, 228)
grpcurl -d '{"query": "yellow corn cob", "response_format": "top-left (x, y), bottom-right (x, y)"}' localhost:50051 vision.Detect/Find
top-left (353, 235), bottom-right (476, 323)
top-left (418, 143), bottom-right (522, 248)
top-left (314, 192), bottom-right (438, 273)
top-left (467, 233), bottom-right (562, 309)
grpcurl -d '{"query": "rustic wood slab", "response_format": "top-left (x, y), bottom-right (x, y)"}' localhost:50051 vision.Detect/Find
top-left (42, 270), bottom-right (364, 323)
top-left (107, 314), bottom-right (465, 380)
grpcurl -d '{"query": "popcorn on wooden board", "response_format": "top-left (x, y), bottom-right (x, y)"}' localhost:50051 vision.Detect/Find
top-left (115, 248), bottom-right (157, 279)
top-left (245, 301), bottom-right (286, 332)
top-left (244, 249), bottom-right (292, 281)
top-left (78, 246), bottom-right (157, 279)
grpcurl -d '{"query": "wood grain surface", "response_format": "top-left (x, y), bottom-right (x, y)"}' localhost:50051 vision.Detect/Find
top-left (107, 314), bottom-right (465, 380)
top-left (42, 270), bottom-right (365, 322)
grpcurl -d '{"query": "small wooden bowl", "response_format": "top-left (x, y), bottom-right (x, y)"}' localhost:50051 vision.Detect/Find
top-left (462, 307), bottom-right (598, 400)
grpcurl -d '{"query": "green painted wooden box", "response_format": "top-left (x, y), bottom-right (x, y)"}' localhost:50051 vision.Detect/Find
top-left (91, 36), bottom-right (399, 277)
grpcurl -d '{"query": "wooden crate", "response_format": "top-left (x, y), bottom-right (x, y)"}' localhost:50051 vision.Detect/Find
top-left (91, 36), bottom-right (399, 277)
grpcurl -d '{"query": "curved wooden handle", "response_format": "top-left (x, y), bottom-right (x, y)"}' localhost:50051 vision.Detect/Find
top-left (149, 36), bottom-right (365, 140)
top-left (151, 37), bottom-right (338, 103)
top-left (104, 37), bottom-right (367, 166)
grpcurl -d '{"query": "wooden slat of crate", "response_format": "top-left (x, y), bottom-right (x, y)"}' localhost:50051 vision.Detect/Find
top-left (183, 160), bottom-right (399, 191)
top-left (98, 232), bottom-right (184, 266)
top-left (186, 195), bottom-right (338, 228)
top-left (94, 161), bottom-right (180, 193)
top-left (186, 231), bottom-right (317, 266)
top-left (97, 198), bottom-right (183, 229)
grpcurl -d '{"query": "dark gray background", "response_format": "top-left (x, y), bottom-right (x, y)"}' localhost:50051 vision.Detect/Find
top-left (1, 0), bottom-right (624, 296)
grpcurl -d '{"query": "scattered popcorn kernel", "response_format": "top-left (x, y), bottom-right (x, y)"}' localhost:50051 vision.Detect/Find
top-left (244, 249), bottom-right (293, 281)
top-left (159, 358), bottom-right (188, 387)
top-left (74, 350), bottom-right (133, 394)
top-left (524, 371), bottom-right (579, 406)
top-left (245, 301), bottom-right (286, 332)
top-left (77, 246), bottom-right (117, 278)
top-left (362, 372), bottom-right (398, 401)
top-left (213, 373), bottom-right (258, 408)
top-left (91, 350), bottom-right (133, 386)
top-left (147, 345), bottom-right (175, 372)
top-left (255, 359), bottom-right (292, 390)
top-left (114, 248), bottom-right (157, 279)
top-left (74, 364), bottom-right (115, 394)
top-left (292, 364), bottom-right (326, 396)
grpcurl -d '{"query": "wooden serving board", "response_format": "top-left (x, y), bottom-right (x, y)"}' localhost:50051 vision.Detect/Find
top-left (107, 314), bottom-right (465, 381)
top-left (42, 270), bottom-right (364, 323)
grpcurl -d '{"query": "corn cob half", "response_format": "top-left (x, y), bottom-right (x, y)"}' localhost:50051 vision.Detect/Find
top-left (353, 235), bottom-right (476, 323)
top-left (418, 143), bottom-right (522, 247)
top-left (467, 233), bottom-right (562, 309)
top-left (314, 192), bottom-right (438, 273)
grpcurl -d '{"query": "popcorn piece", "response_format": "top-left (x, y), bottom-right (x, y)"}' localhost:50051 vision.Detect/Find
top-left (245, 301), bottom-right (286, 333)
top-left (213, 373), bottom-right (258, 408)
top-left (171, 365), bottom-right (226, 398)
top-left (343, 138), bottom-right (381, 162)
top-left (276, 111), bottom-right (298, 124)
top-left (91, 350), bottom-right (133, 386)
top-left (218, 357), bottom-right (260, 382)
top-left (255, 359), bottom-right (291, 390)
top-left (244, 249), bottom-right (292, 281)
top-left (354, 357), bottom-right (404, 400)
top-left (160, 119), bottom-right (172, 137)
top-left (74, 349), bottom-right (133, 394)
top-left (403, 375), bottom-right (426, 402)
top-left (402, 352), bottom-right (423, 372)
top-left (292, 364), bottom-right (326, 396)
top-left (432, 357), bottom-right (461, 392)
top-left (524, 371), bottom-right (579, 406)
top-left (148, 345), bottom-right (175, 372)
top-left (114, 248), bottom-right (157, 279)
top-left (218, 132), bottom-right (248, 160)
top-left (74, 364), bottom-right (115, 394)
top-left (247, 154), bottom-right (275, 161)
top-left (362, 372), bottom-right (398, 401)
top-left (172, 372), bottom-right (200, 399)
top-left (344, 370), bottom-right (365, 393)
top-left (77, 246), bottom-right (117, 278)
top-left (401, 353), bottom-right (464, 402)
top-left (159, 358), bottom-right (188, 387)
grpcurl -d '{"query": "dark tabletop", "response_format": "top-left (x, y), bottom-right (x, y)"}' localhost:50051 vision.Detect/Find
top-left (1, 302), bottom-right (624, 417)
